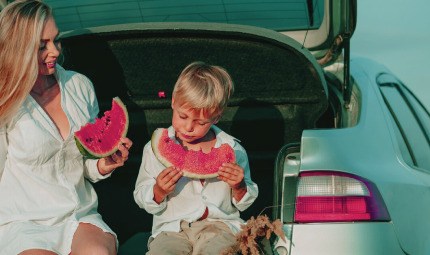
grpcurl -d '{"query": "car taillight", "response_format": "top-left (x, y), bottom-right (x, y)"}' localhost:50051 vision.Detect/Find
top-left (294, 171), bottom-right (390, 223)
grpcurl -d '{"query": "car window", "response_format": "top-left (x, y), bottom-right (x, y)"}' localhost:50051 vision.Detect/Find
top-left (403, 87), bottom-right (430, 138)
top-left (40, 0), bottom-right (325, 32)
top-left (379, 82), bottom-right (430, 171)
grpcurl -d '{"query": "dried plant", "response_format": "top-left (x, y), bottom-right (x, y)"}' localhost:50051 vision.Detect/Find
top-left (222, 214), bottom-right (285, 255)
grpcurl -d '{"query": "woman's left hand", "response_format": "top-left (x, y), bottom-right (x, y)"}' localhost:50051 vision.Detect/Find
top-left (97, 137), bottom-right (133, 175)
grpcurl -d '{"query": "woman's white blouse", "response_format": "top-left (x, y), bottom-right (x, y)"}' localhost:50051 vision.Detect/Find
top-left (0, 65), bottom-right (115, 255)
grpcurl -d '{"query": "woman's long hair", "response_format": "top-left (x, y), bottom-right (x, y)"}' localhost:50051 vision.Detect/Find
top-left (0, 0), bottom-right (52, 126)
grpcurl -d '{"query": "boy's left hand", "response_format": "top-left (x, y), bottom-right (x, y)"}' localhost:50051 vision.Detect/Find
top-left (218, 162), bottom-right (247, 201)
top-left (218, 162), bottom-right (244, 188)
top-left (97, 137), bottom-right (133, 175)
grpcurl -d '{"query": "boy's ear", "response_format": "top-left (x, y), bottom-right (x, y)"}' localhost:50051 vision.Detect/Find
top-left (171, 97), bottom-right (175, 109)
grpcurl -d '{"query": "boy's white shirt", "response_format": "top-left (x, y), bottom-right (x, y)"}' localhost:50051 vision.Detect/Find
top-left (133, 125), bottom-right (259, 238)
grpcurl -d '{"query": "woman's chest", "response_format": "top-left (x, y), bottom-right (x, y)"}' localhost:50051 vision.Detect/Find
top-left (7, 98), bottom-right (92, 164)
top-left (31, 86), bottom-right (70, 140)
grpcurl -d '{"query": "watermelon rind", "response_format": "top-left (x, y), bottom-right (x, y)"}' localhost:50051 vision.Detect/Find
top-left (74, 97), bottom-right (129, 159)
top-left (151, 128), bottom-right (235, 179)
top-left (75, 137), bottom-right (100, 159)
top-left (151, 128), bottom-right (174, 168)
top-left (182, 170), bottom-right (219, 179)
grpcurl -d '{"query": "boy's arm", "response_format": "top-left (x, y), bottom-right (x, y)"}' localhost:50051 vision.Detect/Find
top-left (231, 146), bottom-right (259, 211)
top-left (134, 143), bottom-right (168, 214)
top-left (231, 179), bottom-right (247, 201)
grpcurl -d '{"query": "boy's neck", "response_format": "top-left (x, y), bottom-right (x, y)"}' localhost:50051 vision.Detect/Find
top-left (177, 129), bottom-right (216, 153)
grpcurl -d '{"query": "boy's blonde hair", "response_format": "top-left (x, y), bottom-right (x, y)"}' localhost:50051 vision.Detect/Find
top-left (0, 0), bottom-right (52, 126)
top-left (172, 61), bottom-right (234, 118)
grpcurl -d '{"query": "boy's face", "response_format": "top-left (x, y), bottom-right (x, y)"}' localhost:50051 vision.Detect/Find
top-left (171, 99), bottom-right (219, 144)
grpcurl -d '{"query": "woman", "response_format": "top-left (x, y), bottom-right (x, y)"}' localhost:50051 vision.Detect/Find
top-left (0, 1), bottom-right (132, 254)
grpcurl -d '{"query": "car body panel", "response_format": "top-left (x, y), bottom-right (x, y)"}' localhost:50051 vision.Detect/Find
top-left (295, 57), bottom-right (430, 255)
top-left (276, 222), bottom-right (404, 255)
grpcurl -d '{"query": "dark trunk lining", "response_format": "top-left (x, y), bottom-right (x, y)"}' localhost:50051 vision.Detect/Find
top-left (61, 27), bottom-right (328, 243)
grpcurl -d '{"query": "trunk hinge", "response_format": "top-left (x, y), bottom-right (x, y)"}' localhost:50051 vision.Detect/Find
top-left (343, 0), bottom-right (352, 108)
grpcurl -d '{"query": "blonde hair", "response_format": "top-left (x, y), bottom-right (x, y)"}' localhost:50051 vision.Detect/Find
top-left (0, 0), bottom-right (52, 126)
top-left (172, 61), bottom-right (234, 117)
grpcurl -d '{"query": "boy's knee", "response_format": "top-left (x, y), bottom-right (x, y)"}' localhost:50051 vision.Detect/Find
top-left (148, 233), bottom-right (191, 255)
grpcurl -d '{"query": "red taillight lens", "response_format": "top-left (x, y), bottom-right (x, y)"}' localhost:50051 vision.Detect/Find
top-left (294, 172), bottom-right (390, 223)
top-left (295, 196), bottom-right (370, 222)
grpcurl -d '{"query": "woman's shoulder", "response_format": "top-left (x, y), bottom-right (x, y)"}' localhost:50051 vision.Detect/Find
top-left (56, 65), bottom-right (95, 96)
top-left (57, 65), bottom-right (92, 86)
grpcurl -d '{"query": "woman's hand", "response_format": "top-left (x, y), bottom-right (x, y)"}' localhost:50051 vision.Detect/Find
top-left (218, 162), bottom-right (247, 201)
top-left (153, 166), bottom-right (183, 204)
top-left (97, 137), bottom-right (133, 175)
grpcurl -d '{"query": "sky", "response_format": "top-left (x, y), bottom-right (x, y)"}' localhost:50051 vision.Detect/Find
top-left (351, 0), bottom-right (430, 110)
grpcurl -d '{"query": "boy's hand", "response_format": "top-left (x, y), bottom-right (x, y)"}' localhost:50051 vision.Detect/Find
top-left (97, 137), bottom-right (133, 175)
top-left (153, 166), bottom-right (183, 204)
top-left (218, 163), bottom-right (247, 201)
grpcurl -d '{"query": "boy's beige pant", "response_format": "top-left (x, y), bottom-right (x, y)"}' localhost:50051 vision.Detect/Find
top-left (147, 219), bottom-right (236, 255)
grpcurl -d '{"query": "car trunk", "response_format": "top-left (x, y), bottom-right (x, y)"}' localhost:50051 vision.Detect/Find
top-left (61, 22), bottom-right (329, 243)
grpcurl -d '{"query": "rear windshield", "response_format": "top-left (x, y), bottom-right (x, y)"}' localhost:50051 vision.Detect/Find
top-left (40, 0), bottom-right (325, 32)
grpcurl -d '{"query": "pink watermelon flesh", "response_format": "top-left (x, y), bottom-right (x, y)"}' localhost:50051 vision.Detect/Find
top-left (74, 97), bottom-right (129, 159)
top-left (152, 128), bottom-right (236, 179)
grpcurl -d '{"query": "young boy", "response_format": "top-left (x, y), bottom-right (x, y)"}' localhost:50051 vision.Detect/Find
top-left (133, 61), bottom-right (258, 255)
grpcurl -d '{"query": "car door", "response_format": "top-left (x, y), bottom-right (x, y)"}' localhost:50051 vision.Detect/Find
top-left (378, 73), bottom-right (430, 255)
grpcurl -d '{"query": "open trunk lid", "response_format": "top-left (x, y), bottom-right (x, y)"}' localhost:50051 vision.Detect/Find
top-left (60, 23), bottom-right (329, 239)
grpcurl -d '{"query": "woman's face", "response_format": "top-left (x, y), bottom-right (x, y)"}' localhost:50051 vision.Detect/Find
top-left (38, 17), bottom-right (61, 76)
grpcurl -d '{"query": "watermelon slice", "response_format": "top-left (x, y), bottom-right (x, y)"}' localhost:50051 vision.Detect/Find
top-left (151, 128), bottom-right (236, 179)
top-left (74, 97), bottom-right (129, 159)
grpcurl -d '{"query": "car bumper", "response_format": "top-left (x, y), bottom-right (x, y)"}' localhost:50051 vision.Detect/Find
top-left (275, 222), bottom-right (405, 255)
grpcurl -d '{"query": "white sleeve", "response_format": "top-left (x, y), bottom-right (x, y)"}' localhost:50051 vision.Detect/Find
top-left (0, 128), bottom-right (8, 181)
top-left (133, 142), bottom-right (168, 214)
top-left (231, 142), bottom-right (259, 211)
top-left (84, 158), bottom-right (113, 183)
